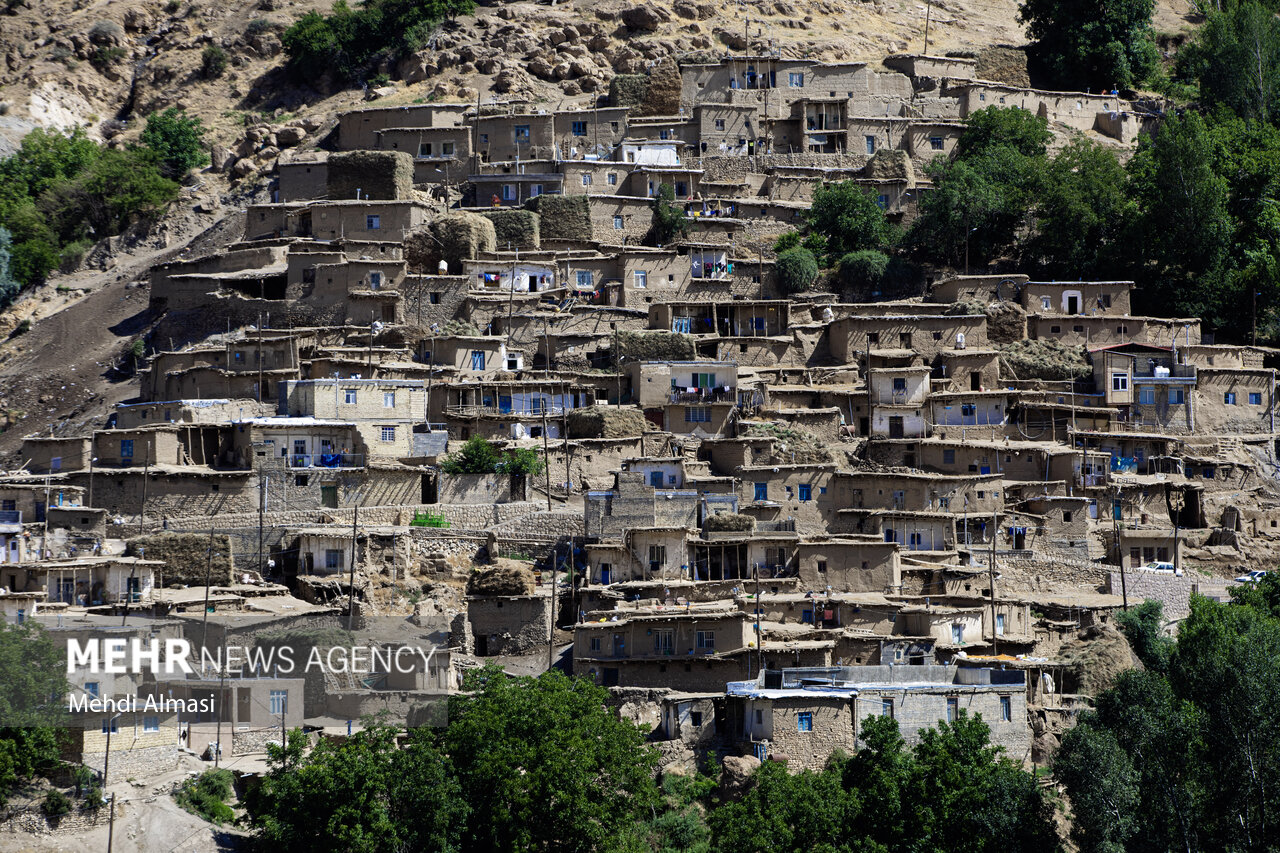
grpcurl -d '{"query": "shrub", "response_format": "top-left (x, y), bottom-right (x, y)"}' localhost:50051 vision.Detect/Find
top-left (201, 44), bottom-right (228, 78)
top-left (90, 46), bottom-right (127, 68)
top-left (164, 0), bottom-right (181, 12)
top-left (837, 249), bottom-right (890, 291)
top-left (82, 786), bottom-right (104, 811)
top-left (496, 447), bottom-right (545, 478)
top-left (775, 247), bottom-right (819, 294)
top-left (174, 769), bottom-right (235, 824)
top-left (245, 18), bottom-right (274, 37)
top-left (281, 0), bottom-right (477, 85)
top-left (42, 789), bottom-right (72, 817)
top-left (439, 435), bottom-right (502, 475)
top-left (648, 182), bottom-right (689, 245)
top-left (140, 107), bottom-right (208, 177)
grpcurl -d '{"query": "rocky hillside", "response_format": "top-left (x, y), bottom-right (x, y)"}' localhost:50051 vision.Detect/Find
top-left (0, 0), bottom-right (1200, 157)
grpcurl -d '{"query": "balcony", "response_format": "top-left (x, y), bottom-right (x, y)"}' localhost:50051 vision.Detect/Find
top-left (669, 388), bottom-right (735, 404)
top-left (288, 453), bottom-right (363, 469)
top-left (874, 389), bottom-right (922, 405)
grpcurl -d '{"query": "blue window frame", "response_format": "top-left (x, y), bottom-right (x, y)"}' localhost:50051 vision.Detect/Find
top-left (470, 351), bottom-right (485, 371)
top-left (754, 482), bottom-right (767, 501)
top-left (797, 712), bottom-right (813, 732)
top-left (571, 120), bottom-right (587, 136)
top-left (120, 439), bottom-right (134, 459)
top-left (1250, 392), bottom-right (1263, 405)
top-left (798, 484), bottom-right (812, 501)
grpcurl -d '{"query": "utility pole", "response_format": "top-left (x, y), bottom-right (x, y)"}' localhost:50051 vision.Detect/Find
top-left (215, 641), bottom-right (226, 769)
top-left (542, 405), bottom-right (553, 512)
top-left (258, 475), bottom-right (266, 577)
top-left (257, 312), bottom-right (265, 403)
top-left (988, 507), bottom-right (998, 656)
top-left (548, 541), bottom-right (557, 673)
top-left (201, 529), bottom-right (215, 654)
top-left (347, 502), bottom-right (360, 629)
top-left (1114, 486), bottom-right (1128, 610)
top-left (138, 450), bottom-right (150, 535)
top-left (1253, 288), bottom-right (1259, 347)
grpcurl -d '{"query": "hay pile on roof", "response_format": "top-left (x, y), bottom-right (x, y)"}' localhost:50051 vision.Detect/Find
top-left (327, 150), bottom-right (413, 201)
top-left (468, 564), bottom-right (535, 596)
top-left (703, 513), bottom-right (756, 532)
top-left (944, 298), bottom-right (1025, 344)
top-left (740, 422), bottom-right (836, 464)
top-left (1057, 624), bottom-right (1141, 696)
top-left (127, 533), bottom-right (234, 585)
top-left (480, 209), bottom-right (540, 250)
top-left (985, 300), bottom-right (1026, 344)
top-left (615, 330), bottom-right (695, 363)
top-left (943, 297), bottom-right (987, 316)
top-left (999, 339), bottom-right (1090, 381)
top-left (609, 74), bottom-right (648, 108)
top-left (862, 149), bottom-right (915, 185)
top-left (528, 194), bottom-right (592, 243)
top-left (639, 58), bottom-right (683, 116)
top-left (567, 406), bottom-right (649, 438)
top-left (414, 212), bottom-right (497, 270)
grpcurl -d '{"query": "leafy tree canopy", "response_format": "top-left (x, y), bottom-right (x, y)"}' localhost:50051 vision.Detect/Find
top-left (775, 247), bottom-right (819, 294)
top-left (1057, 584), bottom-right (1280, 852)
top-left (281, 0), bottom-right (477, 85)
top-left (140, 107), bottom-right (209, 178)
top-left (1018, 0), bottom-right (1159, 90)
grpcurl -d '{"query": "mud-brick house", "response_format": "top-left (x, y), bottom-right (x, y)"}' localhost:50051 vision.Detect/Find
top-left (573, 606), bottom-right (755, 690)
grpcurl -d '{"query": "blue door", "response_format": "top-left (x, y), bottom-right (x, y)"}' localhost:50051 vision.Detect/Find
top-left (649, 471), bottom-right (664, 488)
top-left (600, 566), bottom-right (611, 585)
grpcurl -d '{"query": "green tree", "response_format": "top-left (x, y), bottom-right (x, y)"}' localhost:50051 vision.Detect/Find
top-left (709, 760), bottom-right (851, 853)
top-left (201, 44), bottom-right (228, 78)
top-left (495, 446), bottom-right (545, 478)
top-left (1054, 724), bottom-right (1141, 853)
top-left (957, 106), bottom-right (1052, 159)
top-left (39, 148), bottom-right (179, 243)
top-left (1018, 0), bottom-right (1159, 90)
top-left (710, 713), bottom-right (1057, 853)
top-left (281, 0), bottom-right (477, 85)
top-left (775, 247), bottom-right (819, 294)
top-left (650, 182), bottom-right (690, 245)
top-left (0, 227), bottom-right (19, 306)
top-left (836, 249), bottom-right (889, 293)
top-left (445, 666), bottom-right (661, 852)
top-left (438, 435), bottom-right (502, 475)
top-left (1022, 139), bottom-right (1135, 278)
top-left (1127, 113), bottom-right (1232, 324)
top-left (1182, 1), bottom-right (1280, 124)
top-left (140, 107), bottom-right (209, 178)
top-left (805, 180), bottom-right (894, 263)
top-left (908, 108), bottom-right (1047, 269)
top-left (1055, 585), bottom-right (1280, 852)
top-left (1116, 598), bottom-right (1174, 672)
top-left (247, 725), bottom-right (466, 852)
top-left (0, 621), bottom-right (68, 804)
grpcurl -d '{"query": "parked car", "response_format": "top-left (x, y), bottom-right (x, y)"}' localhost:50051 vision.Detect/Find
top-left (1143, 561), bottom-right (1177, 573)
top-left (1234, 570), bottom-right (1269, 583)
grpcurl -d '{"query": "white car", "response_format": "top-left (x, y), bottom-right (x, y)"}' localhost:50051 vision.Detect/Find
top-left (1143, 561), bottom-right (1177, 573)
top-left (1235, 570), bottom-right (1269, 584)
